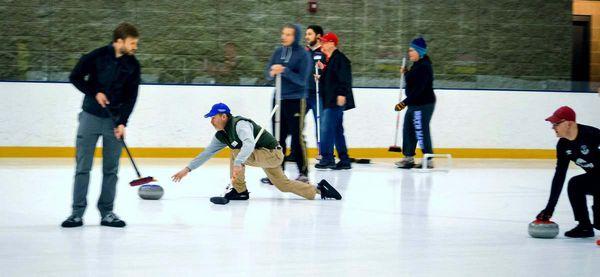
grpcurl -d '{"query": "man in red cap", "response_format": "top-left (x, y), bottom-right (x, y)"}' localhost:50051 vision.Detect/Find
top-left (314, 32), bottom-right (355, 170)
top-left (537, 106), bottom-right (600, 238)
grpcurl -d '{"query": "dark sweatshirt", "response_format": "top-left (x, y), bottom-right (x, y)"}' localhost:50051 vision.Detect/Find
top-left (318, 49), bottom-right (355, 110)
top-left (403, 56), bottom-right (436, 106)
top-left (264, 24), bottom-right (311, 100)
top-left (306, 45), bottom-right (325, 92)
top-left (545, 124), bottom-right (600, 211)
top-left (69, 44), bottom-right (141, 126)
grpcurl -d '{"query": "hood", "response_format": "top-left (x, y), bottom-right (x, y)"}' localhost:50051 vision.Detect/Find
top-left (291, 23), bottom-right (303, 48)
top-left (279, 23), bottom-right (304, 63)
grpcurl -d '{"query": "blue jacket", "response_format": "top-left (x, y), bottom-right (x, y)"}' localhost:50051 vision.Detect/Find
top-left (265, 24), bottom-right (311, 100)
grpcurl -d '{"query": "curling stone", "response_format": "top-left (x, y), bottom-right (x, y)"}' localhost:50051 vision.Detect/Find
top-left (138, 184), bottom-right (164, 200)
top-left (528, 220), bottom-right (559, 239)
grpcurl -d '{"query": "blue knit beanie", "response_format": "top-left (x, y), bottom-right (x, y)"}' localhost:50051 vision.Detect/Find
top-left (410, 37), bottom-right (427, 58)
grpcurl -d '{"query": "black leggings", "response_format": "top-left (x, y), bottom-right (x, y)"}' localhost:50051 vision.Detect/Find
top-left (567, 173), bottom-right (600, 225)
top-left (272, 98), bottom-right (308, 175)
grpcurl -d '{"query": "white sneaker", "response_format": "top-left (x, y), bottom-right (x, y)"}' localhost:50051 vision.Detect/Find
top-left (394, 157), bottom-right (415, 169)
top-left (296, 174), bottom-right (310, 183)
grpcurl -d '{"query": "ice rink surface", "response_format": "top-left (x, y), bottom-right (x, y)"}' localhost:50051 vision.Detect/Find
top-left (1, 158), bottom-right (599, 276)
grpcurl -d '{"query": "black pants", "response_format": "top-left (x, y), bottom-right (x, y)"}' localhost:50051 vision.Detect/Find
top-left (273, 98), bottom-right (308, 175)
top-left (567, 173), bottom-right (600, 225)
top-left (402, 103), bottom-right (435, 157)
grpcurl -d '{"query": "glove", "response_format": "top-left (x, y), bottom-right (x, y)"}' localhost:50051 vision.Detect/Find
top-left (394, 102), bottom-right (407, 111)
top-left (536, 208), bottom-right (553, 221)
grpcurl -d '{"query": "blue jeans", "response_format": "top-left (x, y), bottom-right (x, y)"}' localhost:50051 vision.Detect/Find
top-left (320, 105), bottom-right (349, 164)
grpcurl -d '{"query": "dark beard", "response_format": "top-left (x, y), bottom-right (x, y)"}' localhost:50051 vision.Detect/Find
top-left (308, 40), bottom-right (317, 47)
top-left (122, 47), bottom-right (135, 56)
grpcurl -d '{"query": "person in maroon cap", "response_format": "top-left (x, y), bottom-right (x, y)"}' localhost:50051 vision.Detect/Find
top-left (537, 106), bottom-right (600, 238)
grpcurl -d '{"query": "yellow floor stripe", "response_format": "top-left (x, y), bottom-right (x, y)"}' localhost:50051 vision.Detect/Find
top-left (0, 147), bottom-right (556, 159)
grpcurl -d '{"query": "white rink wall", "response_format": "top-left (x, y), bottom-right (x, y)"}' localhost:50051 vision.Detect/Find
top-left (1, 81), bottom-right (599, 149)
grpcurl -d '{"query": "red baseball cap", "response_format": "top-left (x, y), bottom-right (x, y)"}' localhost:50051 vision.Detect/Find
top-left (320, 32), bottom-right (339, 46)
top-left (545, 106), bottom-right (576, 124)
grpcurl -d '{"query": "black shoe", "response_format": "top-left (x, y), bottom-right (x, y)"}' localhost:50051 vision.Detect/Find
top-left (284, 155), bottom-right (296, 162)
top-left (317, 180), bottom-right (342, 200)
top-left (224, 188), bottom-right (250, 200)
top-left (333, 161), bottom-right (352, 170)
top-left (100, 212), bottom-right (126, 228)
top-left (414, 158), bottom-right (434, 169)
top-left (260, 177), bottom-right (273, 185)
top-left (315, 161), bottom-right (336, 170)
top-left (564, 224), bottom-right (594, 238)
top-left (61, 215), bottom-right (83, 228)
top-left (413, 162), bottom-right (434, 169)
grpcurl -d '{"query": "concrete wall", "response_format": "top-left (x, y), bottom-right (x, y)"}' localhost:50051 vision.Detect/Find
top-left (0, 0), bottom-right (573, 90)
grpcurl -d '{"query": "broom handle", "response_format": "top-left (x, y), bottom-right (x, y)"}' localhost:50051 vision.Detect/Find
top-left (274, 74), bottom-right (282, 141)
top-left (393, 57), bottom-right (407, 147)
top-left (103, 107), bottom-right (143, 178)
top-left (315, 63), bottom-right (321, 155)
top-left (255, 105), bottom-right (279, 142)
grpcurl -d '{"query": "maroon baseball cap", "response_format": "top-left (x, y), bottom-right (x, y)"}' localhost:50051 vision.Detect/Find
top-left (545, 106), bottom-right (576, 124)
top-left (320, 32), bottom-right (339, 46)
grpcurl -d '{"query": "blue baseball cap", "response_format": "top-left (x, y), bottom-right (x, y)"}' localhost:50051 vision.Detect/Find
top-left (204, 103), bottom-right (231, 118)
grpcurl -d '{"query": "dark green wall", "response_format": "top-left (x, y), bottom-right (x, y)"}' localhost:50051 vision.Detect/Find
top-left (0, 0), bottom-right (573, 90)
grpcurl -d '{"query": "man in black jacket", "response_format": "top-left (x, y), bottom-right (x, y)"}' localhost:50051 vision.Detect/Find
top-left (61, 22), bottom-right (141, 228)
top-left (314, 33), bottom-right (355, 170)
top-left (536, 106), bottom-right (600, 238)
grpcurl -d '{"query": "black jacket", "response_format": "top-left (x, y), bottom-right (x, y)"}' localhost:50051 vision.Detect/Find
top-left (403, 56), bottom-right (436, 106)
top-left (545, 124), bottom-right (600, 211)
top-left (69, 44), bottom-right (141, 126)
top-left (306, 46), bottom-right (326, 92)
top-left (318, 49), bottom-right (355, 110)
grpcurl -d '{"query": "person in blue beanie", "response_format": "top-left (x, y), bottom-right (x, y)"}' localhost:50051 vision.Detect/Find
top-left (394, 37), bottom-right (437, 169)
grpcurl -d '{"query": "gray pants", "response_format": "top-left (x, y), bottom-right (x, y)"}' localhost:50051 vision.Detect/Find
top-left (72, 111), bottom-right (122, 217)
top-left (402, 103), bottom-right (435, 157)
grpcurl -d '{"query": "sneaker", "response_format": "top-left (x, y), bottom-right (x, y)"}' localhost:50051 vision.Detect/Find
top-left (224, 188), bottom-right (250, 200)
top-left (284, 155), bottom-right (296, 162)
top-left (317, 180), bottom-right (342, 200)
top-left (564, 223), bottom-right (594, 238)
top-left (413, 161), bottom-right (434, 169)
top-left (315, 161), bottom-right (336, 170)
top-left (260, 177), bottom-right (273, 185)
top-left (395, 157), bottom-right (415, 169)
top-left (100, 212), bottom-right (126, 228)
top-left (61, 215), bottom-right (83, 228)
top-left (296, 174), bottom-right (310, 183)
top-left (414, 157), bottom-right (434, 169)
top-left (333, 161), bottom-right (352, 170)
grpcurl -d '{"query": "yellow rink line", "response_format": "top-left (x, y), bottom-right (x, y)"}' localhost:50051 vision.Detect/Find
top-left (0, 147), bottom-right (556, 159)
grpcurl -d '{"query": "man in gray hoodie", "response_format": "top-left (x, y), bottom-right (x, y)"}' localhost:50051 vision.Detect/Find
top-left (264, 23), bottom-right (312, 182)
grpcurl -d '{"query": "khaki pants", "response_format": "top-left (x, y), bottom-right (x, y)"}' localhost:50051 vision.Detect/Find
top-left (230, 147), bottom-right (317, 200)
